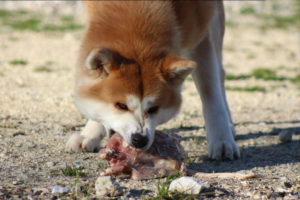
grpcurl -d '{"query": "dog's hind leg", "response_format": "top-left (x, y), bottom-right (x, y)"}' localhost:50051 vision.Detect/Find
top-left (66, 120), bottom-right (106, 152)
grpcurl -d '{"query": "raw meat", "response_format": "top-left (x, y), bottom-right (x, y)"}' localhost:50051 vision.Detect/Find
top-left (99, 131), bottom-right (186, 180)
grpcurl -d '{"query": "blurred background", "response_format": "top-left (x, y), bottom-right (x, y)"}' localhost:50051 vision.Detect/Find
top-left (0, 0), bottom-right (298, 121)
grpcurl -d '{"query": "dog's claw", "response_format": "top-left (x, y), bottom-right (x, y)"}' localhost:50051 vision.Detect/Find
top-left (208, 140), bottom-right (240, 160)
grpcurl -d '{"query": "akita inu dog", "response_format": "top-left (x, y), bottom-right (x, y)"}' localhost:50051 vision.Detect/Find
top-left (66, 1), bottom-right (240, 160)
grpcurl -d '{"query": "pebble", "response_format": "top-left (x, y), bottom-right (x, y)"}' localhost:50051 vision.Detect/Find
top-left (279, 131), bottom-right (292, 143)
top-left (12, 131), bottom-right (25, 137)
top-left (276, 186), bottom-right (289, 194)
top-left (95, 176), bottom-right (122, 197)
top-left (27, 195), bottom-right (34, 200)
top-left (12, 181), bottom-right (21, 185)
top-left (39, 144), bottom-right (47, 149)
top-left (241, 181), bottom-right (248, 186)
top-left (288, 194), bottom-right (300, 199)
top-left (46, 161), bottom-right (55, 168)
top-left (73, 160), bottom-right (81, 169)
top-left (253, 194), bottom-right (261, 199)
top-left (283, 182), bottom-right (292, 188)
top-left (168, 176), bottom-right (207, 195)
top-left (51, 185), bottom-right (69, 194)
top-left (267, 192), bottom-right (279, 198)
top-left (32, 187), bottom-right (49, 195)
top-left (15, 143), bottom-right (22, 147)
top-left (56, 180), bottom-right (67, 186)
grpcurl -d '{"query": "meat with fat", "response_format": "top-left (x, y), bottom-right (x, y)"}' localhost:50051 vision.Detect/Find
top-left (99, 131), bottom-right (186, 180)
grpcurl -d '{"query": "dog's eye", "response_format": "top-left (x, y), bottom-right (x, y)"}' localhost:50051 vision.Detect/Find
top-left (115, 102), bottom-right (129, 111)
top-left (147, 106), bottom-right (159, 114)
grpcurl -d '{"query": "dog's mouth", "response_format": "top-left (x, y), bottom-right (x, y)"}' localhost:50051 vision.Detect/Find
top-left (108, 129), bottom-right (150, 151)
top-left (109, 129), bottom-right (116, 138)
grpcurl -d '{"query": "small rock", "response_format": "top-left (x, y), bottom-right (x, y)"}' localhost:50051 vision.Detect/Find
top-left (27, 195), bottom-right (34, 200)
top-left (267, 191), bottom-right (278, 199)
top-left (215, 189), bottom-right (227, 197)
top-left (51, 196), bottom-right (58, 200)
top-left (25, 188), bottom-right (31, 193)
top-left (39, 144), bottom-right (47, 149)
top-left (73, 160), bottom-right (81, 169)
top-left (246, 191), bottom-right (252, 197)
top-left (46, 161), bottom-right (55, 168)
top-left (12, 181), bottom-right (21, 185)
top-left (283, 182), bottom-right (292, 188)
top-left (241, 181), bottom-right (248, 186)
top-left (276, 186), bottom-right (289, 194)
top-left (51, 185), bottom-right (69, 194)
top-left (56, 180), bottom-right (67, 186)
top-left (32, 155), bottom-right (42, 159)
top-left (33, 187), bottom-right (49, 195)
top-left (59, 163), bottom-right (67, 169)
top-left (279, 177), bottom-right (287, 182)
top-left (279, 131), bottom-right (292, 143)
top-left (29, 144), bottom-right (37, 149)
top-left (15, 143), bottom-right (22, 147)
top-left (168, 176), bottom-right (207, 195)
top-left (253, 194), bottom-right (261, 199)
top-left (289, 194), bottom-right (300, 199)
top-left (12, 131), bottom-right (25, 137)
top-left (95, 176), bottom-right (121, 197)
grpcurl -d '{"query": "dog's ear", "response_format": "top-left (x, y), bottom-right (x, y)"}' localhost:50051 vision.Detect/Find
top-left (162, 54), bottom-right (196, 85)
top-left (85, 47), bottom-right (115, 77)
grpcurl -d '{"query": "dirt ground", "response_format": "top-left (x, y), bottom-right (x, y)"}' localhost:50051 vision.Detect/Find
top-left (0, 1), bottom-right (299, 200)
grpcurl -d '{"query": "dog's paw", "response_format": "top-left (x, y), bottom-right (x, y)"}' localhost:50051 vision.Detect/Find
top-left (208, 139), bottom-right (240, 160)
top-left (66, 133), bottom-right (101, 152)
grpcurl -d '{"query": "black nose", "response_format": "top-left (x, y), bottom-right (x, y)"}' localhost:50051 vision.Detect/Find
top-left (131, 133), bottom-right (148, 149)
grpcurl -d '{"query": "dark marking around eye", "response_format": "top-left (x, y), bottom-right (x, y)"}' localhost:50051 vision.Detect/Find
top-left (115, 102), bottom-right (129, 111)
top-left (147, 106), bottom-right (159, 114)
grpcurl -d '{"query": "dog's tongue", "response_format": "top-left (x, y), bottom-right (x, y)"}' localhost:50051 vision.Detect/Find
top-left (99, 131), bottom-right (186, 180)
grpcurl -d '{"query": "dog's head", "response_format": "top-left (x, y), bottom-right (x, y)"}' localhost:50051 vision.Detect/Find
top-left (75, 47), bottom-right (195, 150)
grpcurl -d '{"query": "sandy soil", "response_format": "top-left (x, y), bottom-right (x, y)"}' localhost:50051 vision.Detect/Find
top-left (0, 1), bottom-right (299, 199)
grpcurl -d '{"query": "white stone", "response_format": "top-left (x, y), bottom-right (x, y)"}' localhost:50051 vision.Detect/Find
top-left (279, 131), bottom-right (292, 143)
top-left (276, 186), bottom-right (289, 194)
top-left (95, 176), bottom-right (121, 197)
top-left (46, 161), bottom-right (55, 168)
top-left (168, 176), bottom-right (207, 195)
top-left (51, 185), bottom-right (69, 194)
top-left (73, 160), bottom-right (81, 169)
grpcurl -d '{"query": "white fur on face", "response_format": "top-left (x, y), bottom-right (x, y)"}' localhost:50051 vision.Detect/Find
top-left (75, 94), bottom-right (180, 150)
top-left (126, 95), bottom-right (180, 150)
top-left (75, 97), bottom-right (141, 145)
top-left (126, 95), bottom-right (156, 149)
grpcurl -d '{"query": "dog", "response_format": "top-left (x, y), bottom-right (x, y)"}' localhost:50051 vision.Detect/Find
top-left (66, 1), bottom-right (240, 160)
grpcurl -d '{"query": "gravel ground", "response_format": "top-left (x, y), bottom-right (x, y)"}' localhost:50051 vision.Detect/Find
top-left (0, 1), bottom-right (299, 199)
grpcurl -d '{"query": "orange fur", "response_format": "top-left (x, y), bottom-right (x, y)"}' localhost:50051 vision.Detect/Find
top-left (76, 1), bottom-right (216, 110)
top-left (68, 1), bottom-right (240, 160)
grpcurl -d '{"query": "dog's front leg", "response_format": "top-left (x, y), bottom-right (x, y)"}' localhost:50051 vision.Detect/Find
top-left (191, 35), bottom-right (240, 160)
top-left (66, 120), bottom-right (106, 152)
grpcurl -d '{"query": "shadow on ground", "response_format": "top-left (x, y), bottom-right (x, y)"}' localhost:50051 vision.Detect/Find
top-left (165, 122), bottom-right (300, 173)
